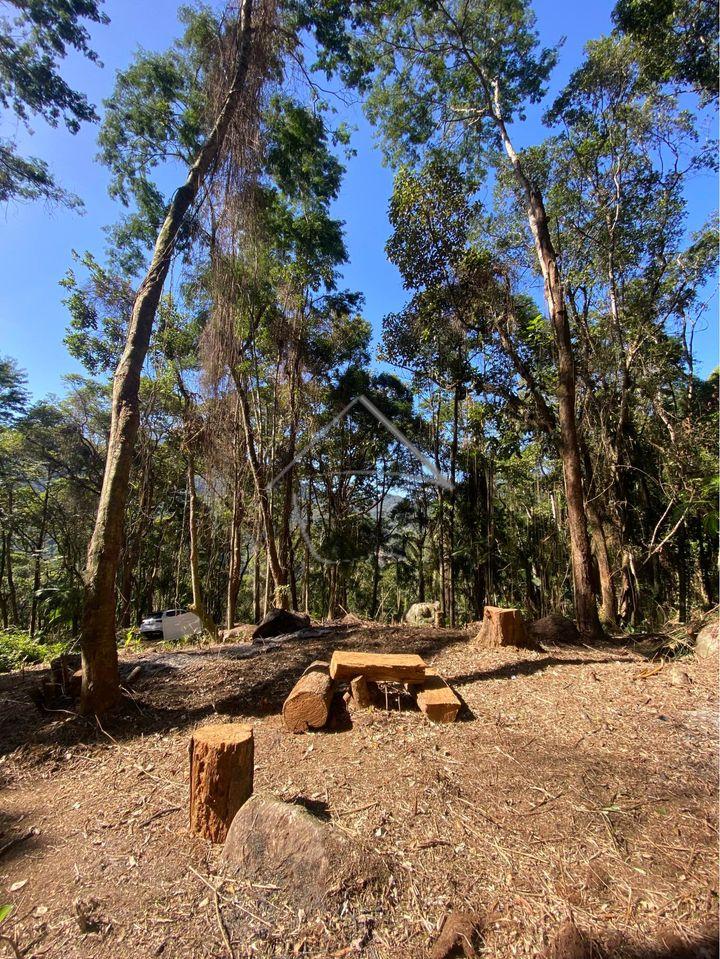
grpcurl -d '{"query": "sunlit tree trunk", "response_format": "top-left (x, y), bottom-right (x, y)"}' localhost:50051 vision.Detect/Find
top-left (187, 459), bottom-right (216, 638)
top-left (490, 88), bottom-right (602, 640)
top-left (29, 471), bottom-right (51, 638)
top-left (79, 0), bottom-right (257, 714)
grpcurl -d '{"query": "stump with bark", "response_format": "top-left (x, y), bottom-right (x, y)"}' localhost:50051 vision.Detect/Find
top-left (475, 606), bottom-right (528, 648)
top-left (189, 724), bottom-right (254, 842)
top-left (282, 661), bottom-right (334, 733)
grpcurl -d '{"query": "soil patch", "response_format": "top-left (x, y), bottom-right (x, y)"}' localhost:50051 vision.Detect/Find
top-left (0, 625), bottom-right (716, 957)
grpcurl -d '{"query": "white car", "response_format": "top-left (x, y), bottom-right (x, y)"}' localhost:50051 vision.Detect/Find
top-left (139, 608), bottom-right (203, 642)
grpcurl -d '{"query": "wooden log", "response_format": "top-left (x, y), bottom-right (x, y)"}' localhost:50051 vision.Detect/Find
top-left (282, 660), bottom-right (334, 733)
top-left (414, 670), bottom-right (461, 723)
top-left (329, 651), bottom-right (426, 684)
top-left (350, 675), bottom-right (372, 708)
top-left (475, 606), bottom-right (528, 648)
top-left (189, 724), bottom-right (253, 842)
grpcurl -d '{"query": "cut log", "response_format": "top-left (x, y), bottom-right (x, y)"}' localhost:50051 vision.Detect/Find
top-left (350, 675), bottom-right (373, 708)
top-left (329, 651), bottom-right (426, 684)
top-left (282, 661), bottom-right (334, 733)
top-left (189, 724), bottom-right (254, 842)
top-left (475, 606), bottom-right (528, 648)
top-left (414, 670), bottom-right (461, 723)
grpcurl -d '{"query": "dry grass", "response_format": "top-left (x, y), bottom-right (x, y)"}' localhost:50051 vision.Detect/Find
top-left (0, 625), bottom-right (716, 958)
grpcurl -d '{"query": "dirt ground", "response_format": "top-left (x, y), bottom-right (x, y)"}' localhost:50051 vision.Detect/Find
top-left (0, 625), bottom-right (717, 959)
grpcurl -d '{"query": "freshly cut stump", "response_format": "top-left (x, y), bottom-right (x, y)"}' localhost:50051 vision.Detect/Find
top-left (475, 606), bottom-right (528, 648)
top-left (329, 651), bottom-right (426, 684)
top-left (189, 724), bottom-right (254, 843)
top-left (282, 661), bottom-right (334, 733)
top-left (414, 670), bottom-right (461, 723)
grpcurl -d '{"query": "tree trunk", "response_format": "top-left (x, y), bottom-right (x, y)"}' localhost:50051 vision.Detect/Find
top-left (187, 459), bottom-right (216, 638)
top-left (302, 476), bottom-right (312, 613)
top-left (78, 0), bottom-right (257, 715)
top-left (677, 520), bottom-right (689, 624)
top-left (371, 461), bottom-right (387, 617)
top-left (226, 482), bottom-right (243, 630)
top-left (29, 472), bottom-right (51, 638)
top-left (0, 537), bottom-right (7, 628)
top-left (448, 385), bottom-right (460, 627)
top-left (492, 104), bottom-right (602, 640)
top-left (252, 521), bottom-right (261, 624)
top-left (234, 380), bottom-right (289, 608)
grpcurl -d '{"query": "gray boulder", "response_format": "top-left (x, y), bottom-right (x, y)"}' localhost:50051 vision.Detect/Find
top-left (405, 601), bottom-right (441, 627)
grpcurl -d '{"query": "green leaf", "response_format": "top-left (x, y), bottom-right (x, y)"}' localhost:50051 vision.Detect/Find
top-left (0, 904), bottom-right (14, 925)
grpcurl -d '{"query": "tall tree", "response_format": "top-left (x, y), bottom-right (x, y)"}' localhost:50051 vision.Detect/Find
top-left (315, 0), bottom-right (603, 635)
top-left (78, 0), bottom-right (269, 714)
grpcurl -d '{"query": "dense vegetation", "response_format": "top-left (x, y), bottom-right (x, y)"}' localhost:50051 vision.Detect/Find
top-left (0, 1), bottom-right (716, 705)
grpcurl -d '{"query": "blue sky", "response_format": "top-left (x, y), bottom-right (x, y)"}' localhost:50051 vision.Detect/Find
top-left (0, 0), bottom-right (717, 401)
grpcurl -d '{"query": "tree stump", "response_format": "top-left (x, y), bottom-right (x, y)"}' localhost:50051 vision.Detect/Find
top-left (475, 606), bottom-right (528, 648)
top-left (350, 675), bottom-right (373, 708)
top-left (189, 724), bottom-right (254, 842)
top-left (282, 661), bottom-right (334, 733)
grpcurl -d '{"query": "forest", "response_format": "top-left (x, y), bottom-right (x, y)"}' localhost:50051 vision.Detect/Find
top-left (0, 1), bottom-right (717, 956)
top-left (0, 0), bottom-right (716, 707)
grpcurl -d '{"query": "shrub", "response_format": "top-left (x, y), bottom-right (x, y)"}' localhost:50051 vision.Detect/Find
top-left (0, 630), bottom-right (67, 673)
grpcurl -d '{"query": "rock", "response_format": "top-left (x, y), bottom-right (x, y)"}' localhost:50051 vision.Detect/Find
top-left (475, 606), bottom-right (529, 648)
top-left (251, 608), bottom-right (310, 641)
top-left (405, 601), bottom-right (441, 627)
top-left (68, 668), bottom-right (83, 698)
top-left (695, 618), bottom-right (719, 659)
top-left (670, 666), bottom-right (691, 686)
top-left (50, 653), bottom-right (81, 690)
top-left (430, 910), bottom-right (481, 959)
top-left (221, 624), bottom-right (254, 642)
top-left (221, 796), bottom-right (385, 911)
top-left (527, 613), bottom-right (581, 646)
top-left (339, 612), bottom-right (363, 625)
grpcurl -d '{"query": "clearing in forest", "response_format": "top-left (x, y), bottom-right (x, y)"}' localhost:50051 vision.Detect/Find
top-left (0, 624), bottom-right (717, 958)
